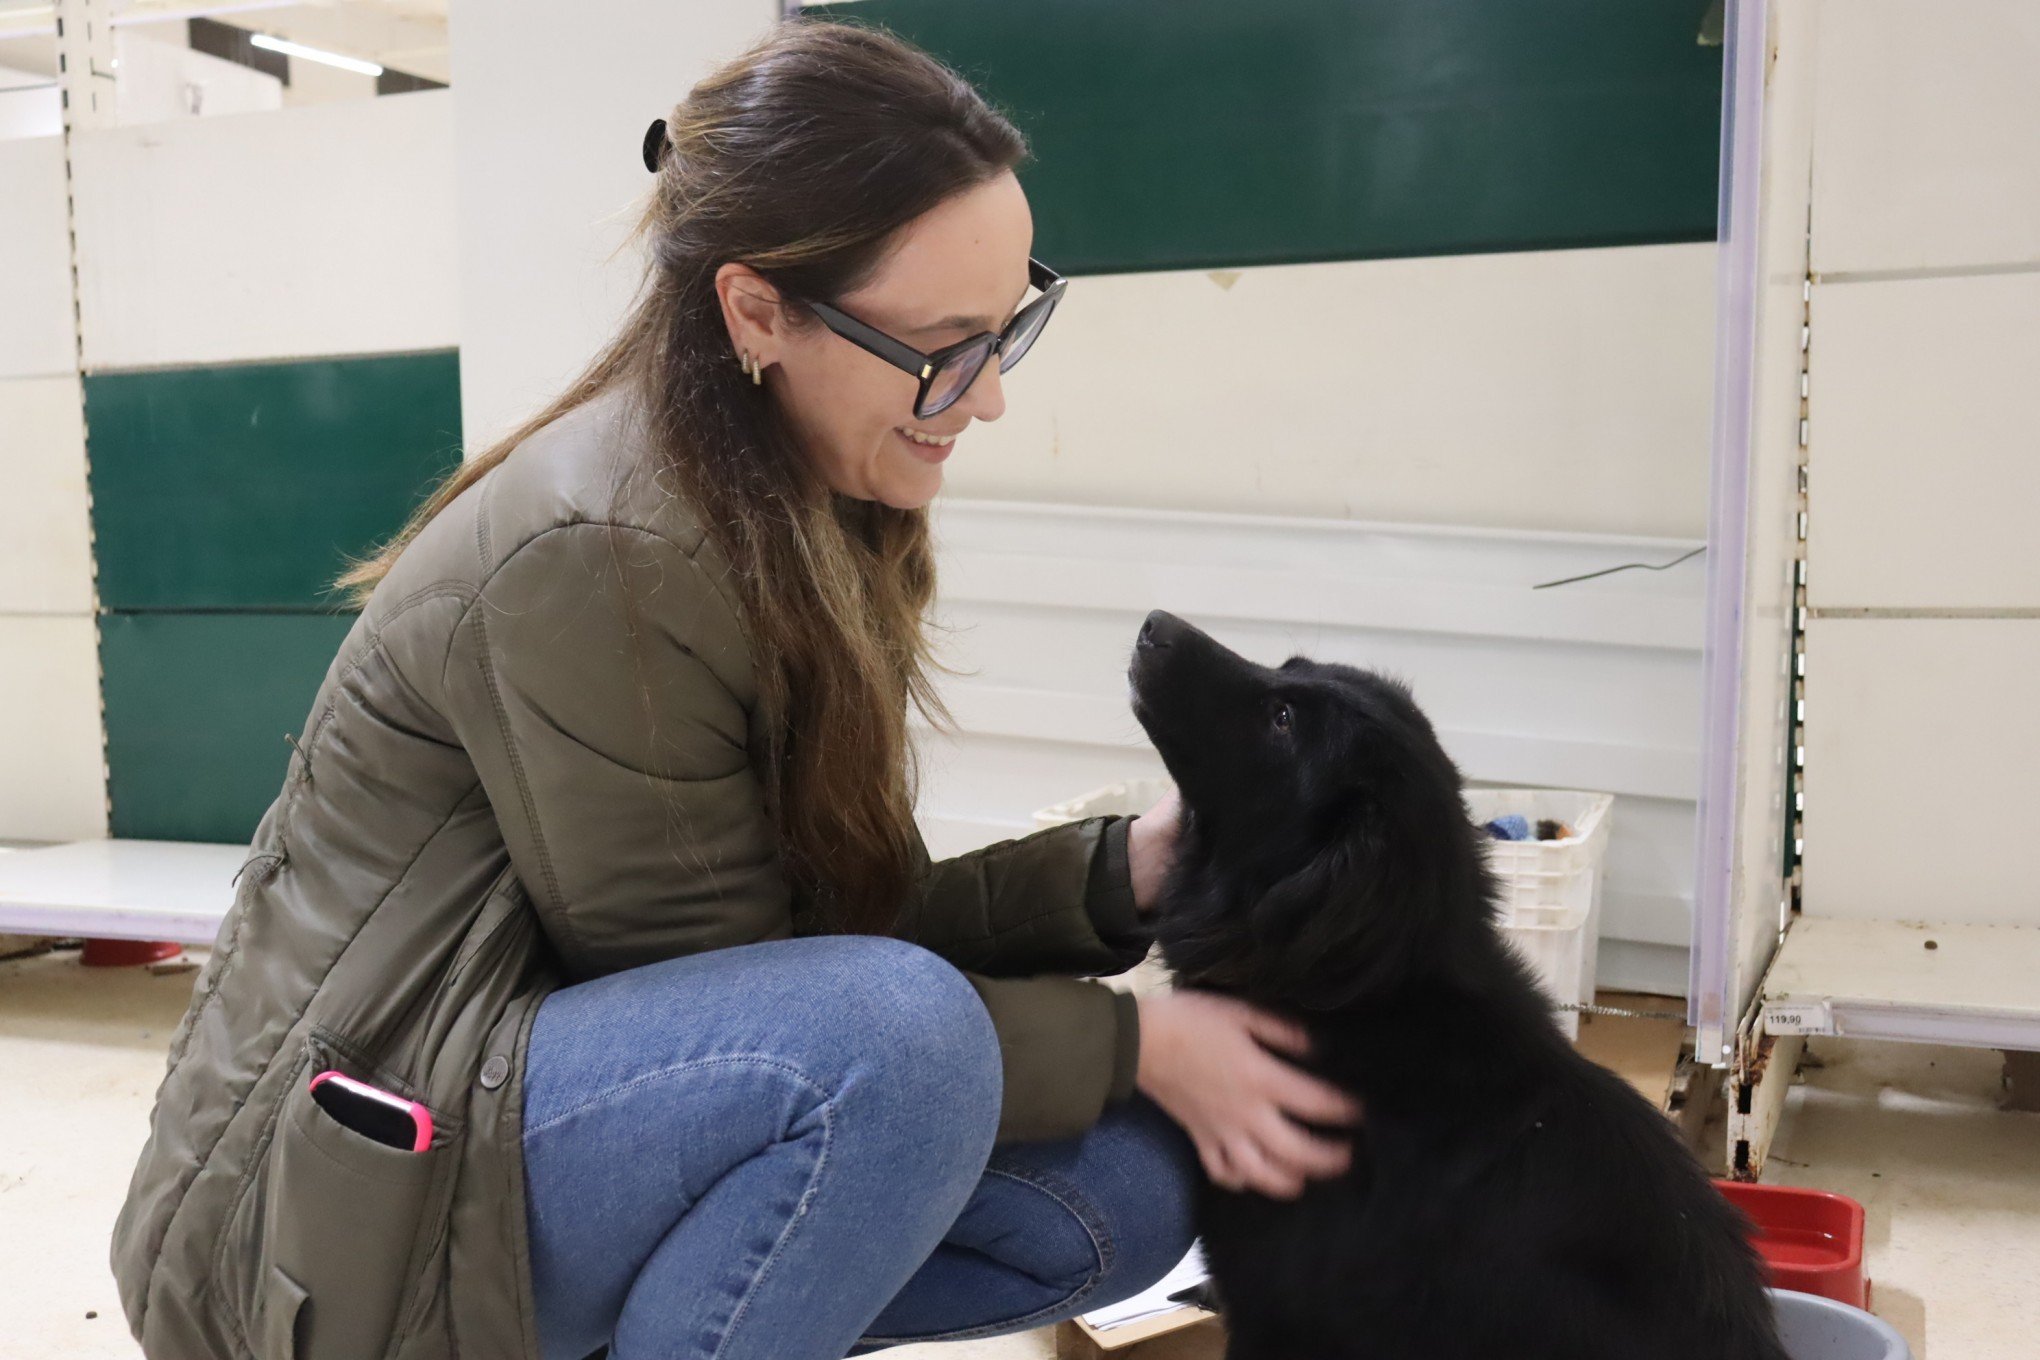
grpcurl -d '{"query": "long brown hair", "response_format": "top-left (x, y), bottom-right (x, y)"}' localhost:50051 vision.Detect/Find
top-left (336, 18), bottom-right (1030, 935)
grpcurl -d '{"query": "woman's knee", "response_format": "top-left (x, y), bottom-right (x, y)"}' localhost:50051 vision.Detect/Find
top-left (1092, 1095), bottom-right (1200, 1290)
top-left (1004, 1093), bottom-right (1199, 1304)
top-left (808, 935), bottom-right (1003, 1142)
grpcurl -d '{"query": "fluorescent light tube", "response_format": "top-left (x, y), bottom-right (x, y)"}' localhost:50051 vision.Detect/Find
top-left (249, 32), bottom-right (383, 78)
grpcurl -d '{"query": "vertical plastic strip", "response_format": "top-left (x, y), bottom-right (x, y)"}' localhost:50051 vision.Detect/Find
top-left (1689, 0), bottom-right (1769, 1059)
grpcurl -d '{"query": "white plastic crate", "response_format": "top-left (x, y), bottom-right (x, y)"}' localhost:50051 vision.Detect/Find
top-left (1036, 778), bottom-right (1614, 1039)
top-left (1033, 777), bottom-right (1175, 830)
top-left (1463, 787), bottom-right (1615, 1040)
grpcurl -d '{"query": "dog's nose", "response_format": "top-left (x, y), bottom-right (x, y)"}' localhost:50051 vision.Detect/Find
top-left (1137, 610), bottom-right (1174, 650)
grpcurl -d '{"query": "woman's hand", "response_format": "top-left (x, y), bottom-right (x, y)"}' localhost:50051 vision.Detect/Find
top-left (1126, 786), bottom-right (1183, 916)
top-left (1134, 990), bottom-right (1364, 1199)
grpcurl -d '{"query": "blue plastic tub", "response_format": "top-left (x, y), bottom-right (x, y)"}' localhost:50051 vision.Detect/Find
top-left (1772, 1288), bottom-right (1911, 1360)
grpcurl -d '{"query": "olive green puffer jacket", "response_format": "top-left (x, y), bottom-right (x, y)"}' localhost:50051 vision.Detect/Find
top-left (108, 381), bottom-right (1155, 1360)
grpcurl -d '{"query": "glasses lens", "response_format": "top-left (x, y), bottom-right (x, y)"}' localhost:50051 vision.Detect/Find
top-left (997, 294), bottom-right (1058, 373)
top-left (920, 336), bottom-right (994, 417)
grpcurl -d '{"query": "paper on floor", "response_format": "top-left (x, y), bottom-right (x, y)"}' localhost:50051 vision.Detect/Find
top-left (1078, 1239), bottom-right (1209, 1330)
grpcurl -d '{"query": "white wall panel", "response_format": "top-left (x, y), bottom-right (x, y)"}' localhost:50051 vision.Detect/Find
top-left (1809, 0), bottom-right (2040, 276)
top-left (70, 89), bottom-right (457, 370)
top-left (912, 499), bottom-right (1706, 989)
top-left (0, 134), bottom-right (75, 379)
top-left (1806, 273), bottom-right (2040, 610)
top-left (111, 29), bottom-right (282, 126)
top-left (0, 615), bottom-right (107, 844)
top-left (451, 0), bottom-right (778, 448)
top-left (1801, 618), bottom-right (2040, 926)
top-left (1595, 941), bottom-right (1691, 999)
top-left (0, 68), bottom-right (62, 140)
top-left (941, 244), bottom-right (1717, 539)
top-left (0, 375), bottom-right (92, 615)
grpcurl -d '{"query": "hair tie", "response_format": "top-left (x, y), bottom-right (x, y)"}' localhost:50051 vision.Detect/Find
top-left (641, 117), bottom-right (668, 173)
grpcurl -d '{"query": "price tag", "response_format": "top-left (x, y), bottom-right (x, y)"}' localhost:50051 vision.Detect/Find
top-left (1762, 1000), bottom-right (1834, 1036)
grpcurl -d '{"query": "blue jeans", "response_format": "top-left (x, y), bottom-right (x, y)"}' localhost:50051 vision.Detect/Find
top-left (520, 934), bottom-right (1201, 1360)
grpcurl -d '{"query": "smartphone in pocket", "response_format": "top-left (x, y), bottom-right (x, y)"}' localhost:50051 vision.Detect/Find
top-left (309, 1070), bottom-right (434, 1152)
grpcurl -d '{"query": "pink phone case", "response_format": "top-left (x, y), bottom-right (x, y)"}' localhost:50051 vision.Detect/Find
top-left (309, 1069), bottom-right (434, 1152)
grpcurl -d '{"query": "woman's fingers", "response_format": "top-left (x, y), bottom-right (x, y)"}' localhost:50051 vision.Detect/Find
top-left (1144, 992), bottom-right (1363, 1201)
top-left (1226, 1135), bottom-right (1305, 1200)
top-left (1206, 1118), bottom-right (1347, 1197)
top-left (1264, 1060), bottom-right (1366, 1128)
top-left (1202, 1136), bottom-right (1243, 1191)
top-left (1231, 1000), bottom-right (1363, 1126)
top-left (1254, 1108), bottom-right (1354, 1180)
top-left (1239, 1001), bottom-right (1313, 1057)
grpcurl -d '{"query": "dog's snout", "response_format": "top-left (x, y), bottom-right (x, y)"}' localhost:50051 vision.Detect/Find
top-left (1138, 609), bottom-right (1179, 650)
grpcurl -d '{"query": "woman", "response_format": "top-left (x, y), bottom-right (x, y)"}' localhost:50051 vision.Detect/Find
top-left (109, 19), bottom-right (1362, 1360)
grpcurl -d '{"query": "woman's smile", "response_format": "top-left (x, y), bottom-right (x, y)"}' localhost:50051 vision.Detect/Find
top-left (894, 424), bottom-right (958, 463)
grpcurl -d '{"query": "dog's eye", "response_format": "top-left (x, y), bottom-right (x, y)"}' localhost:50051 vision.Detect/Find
top-left (1272, 701), bottom-right (1293, 734)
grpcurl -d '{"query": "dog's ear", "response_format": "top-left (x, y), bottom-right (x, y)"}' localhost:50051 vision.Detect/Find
top-left (1248, 815), bottom-right (1427, 1010)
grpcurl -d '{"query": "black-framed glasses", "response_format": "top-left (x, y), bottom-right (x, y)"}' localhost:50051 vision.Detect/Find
top-left (793, 258), bottom-right (1067, 420)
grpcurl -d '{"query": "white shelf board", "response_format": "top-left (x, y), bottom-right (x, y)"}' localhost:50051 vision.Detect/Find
top-left (0, 839), bottom-right (243, 944)
top-left (1761, 916), bottom-right (2040, 1050)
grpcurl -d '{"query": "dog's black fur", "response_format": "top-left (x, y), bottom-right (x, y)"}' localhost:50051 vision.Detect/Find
top-left (1127, 610), bottom-right (1787, 1360)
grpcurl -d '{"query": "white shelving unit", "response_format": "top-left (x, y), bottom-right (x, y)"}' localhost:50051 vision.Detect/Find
top-left (1691, 0), bottom-right (2040, 1175)
top-left (1761, 919), bottom-right (2040, 1050)
top-left (0, 839), bottom-right (240, 945)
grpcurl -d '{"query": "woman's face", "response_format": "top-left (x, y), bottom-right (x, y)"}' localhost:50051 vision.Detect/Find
top-left (716, 170), bottom-right (1036, 510)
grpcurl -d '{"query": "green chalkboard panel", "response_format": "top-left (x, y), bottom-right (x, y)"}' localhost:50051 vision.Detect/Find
top-left (100, 610), bottom-right (359, 843)
top-left (812, 0), bottom-right (1723, 273)
top-left (85, 351), bottom-right (462, 611)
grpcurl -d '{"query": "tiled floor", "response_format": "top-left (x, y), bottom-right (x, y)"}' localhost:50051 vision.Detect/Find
top-left (3, 943), bottom-right (2033, 1359)
top-left (1761, 1038), bottom-right (2040, 1359)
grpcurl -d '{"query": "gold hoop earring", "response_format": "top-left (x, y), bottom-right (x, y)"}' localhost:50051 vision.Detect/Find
top-left (750, 353), bottom-right (763, 386)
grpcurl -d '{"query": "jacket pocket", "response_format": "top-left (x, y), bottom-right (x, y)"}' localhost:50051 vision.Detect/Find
top-left (248, 1032), bottom-right (464, 1360)
top-left (261, 1266), bottom-right (311, 1359)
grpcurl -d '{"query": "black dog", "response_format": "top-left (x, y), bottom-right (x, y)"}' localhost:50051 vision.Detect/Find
top-left (1127, 610), bottom-right (1787, 1360)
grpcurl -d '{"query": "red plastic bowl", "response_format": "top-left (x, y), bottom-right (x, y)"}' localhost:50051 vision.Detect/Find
top-left (80, 937), bottom-right (184, 967)
top-left (1715, 1180), bottom-right (1868, 1309)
